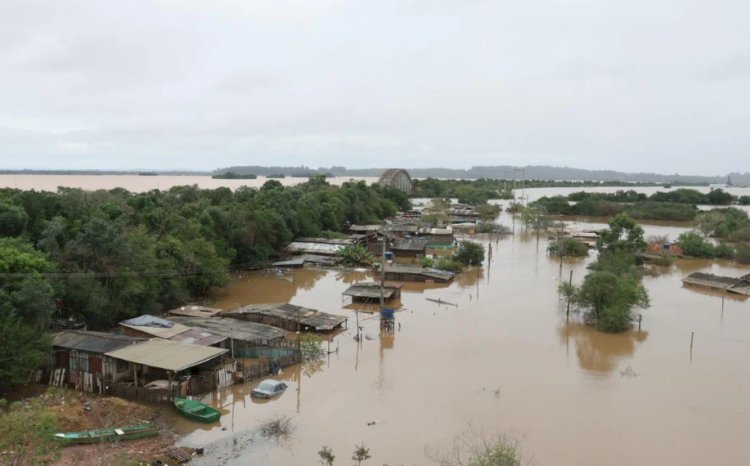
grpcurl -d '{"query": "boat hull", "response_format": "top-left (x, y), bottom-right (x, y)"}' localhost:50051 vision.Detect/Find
top-left (54, 423), bottom-right (159, 445)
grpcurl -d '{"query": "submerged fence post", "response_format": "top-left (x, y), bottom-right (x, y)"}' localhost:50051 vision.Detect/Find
top-left (690, 331), bottom-right (695, 360)
top-left (566, 269), bottom-right (573, 321)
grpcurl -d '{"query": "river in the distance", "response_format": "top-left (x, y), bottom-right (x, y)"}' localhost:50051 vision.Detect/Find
top-left (173, 209), bottom-right (750, 466)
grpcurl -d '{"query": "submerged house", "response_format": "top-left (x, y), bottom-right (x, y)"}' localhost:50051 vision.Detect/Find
top-left (286, 237), bottom-right (355, 256)
top-left (50, 330), bottom-right (144, 393)
top-left (343, 282), bottom-right (403, 303)
top-left (381, 264), bottom-right (455, 283)
top-left (682, 272), bottom-right (750, 296)
top-left (391, 238), bottom-right (429, 258)
top-left (222, 303), bottom-right (348, 332)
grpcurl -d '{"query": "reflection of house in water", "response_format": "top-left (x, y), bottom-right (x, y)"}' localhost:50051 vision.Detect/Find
top-left (558, 323), bottom-right (648, 374)
top-left (454, 267), bottom-right (484, 288)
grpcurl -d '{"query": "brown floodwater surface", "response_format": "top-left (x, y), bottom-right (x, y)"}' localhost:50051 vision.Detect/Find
top-left (178, 214), bottom-right (750, 466)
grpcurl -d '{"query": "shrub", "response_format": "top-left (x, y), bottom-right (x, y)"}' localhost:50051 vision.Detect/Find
top-left (678, 231), bottom-right (715, 258)
top-left (454, 241), bottom-right (485, 265)
top-left (547, 237), bottom-right (589, 257)
top-left (337, 244), bottom-right (374, 266)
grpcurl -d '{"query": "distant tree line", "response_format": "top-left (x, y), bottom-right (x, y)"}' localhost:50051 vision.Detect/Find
top-left (0, 178), bottom-right (410, 383)
top-left (531, 188), bottom-right (745, 221)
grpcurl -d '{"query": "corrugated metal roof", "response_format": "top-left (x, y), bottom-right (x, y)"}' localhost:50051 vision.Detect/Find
top-left (382, 264), bottom-right (455, 282)
top-left (53, 331), bottom-right (144, 353)
top-left (224, 303), bottom-right (348, 331)
top-left (343, 282), bottom-right (402, 299)
top-left (168, 328), bottom-right (227, 346)
top-left (119, 320), bottom-right (191, 339)
top-left (166, 305), bottom-right (224, 318)
top-left (392, 238), bottom-right (429, 251)
top-left (105, 339), bottom-right (227, 372)
top-left (286, 242), bottom-right (345, 256)
top-left (168, 316), bottom-right (288, 341)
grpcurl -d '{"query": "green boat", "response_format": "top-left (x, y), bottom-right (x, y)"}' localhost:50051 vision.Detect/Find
top-left (53, 423), bottom-right (158, 445)
top-left (174, 397), bottom-right (221, 423)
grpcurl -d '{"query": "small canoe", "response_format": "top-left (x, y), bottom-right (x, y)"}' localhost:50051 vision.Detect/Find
top-left (174, 397), bottom-right (221, 423)
top-left (54, 423), bottom-right (158, 445)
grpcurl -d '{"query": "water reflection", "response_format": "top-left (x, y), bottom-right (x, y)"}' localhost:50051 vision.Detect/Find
top-left (558, 322), bottom-right (648, 374)
top-left (213, 269), bottom-right (327, 308)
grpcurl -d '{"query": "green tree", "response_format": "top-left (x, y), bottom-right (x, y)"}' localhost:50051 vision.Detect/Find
top-left (454, 241), bottom-right (485, 265)
top-left (596, 213), bottom-right (645, 254)
top-left (338, 244), bottom-right (374, 266)
top-left (572, 267), bottom-right (649, 333)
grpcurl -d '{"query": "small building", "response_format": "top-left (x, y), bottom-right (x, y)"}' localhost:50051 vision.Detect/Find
top-left (381, 264), bottom-right (455, 283)
top-left (682, 272), bottom-right (750, 296)
top-left (391, 238), bottom-right (429, 258)
top-left (167, 316), bottom-right (288, 345)
top-left (349, 224), bottom-right (383, 234)
top-left (105, 339), bottom-right (228, 388)
top-left (343, 282), bottom-right (403, 302)
top-left (450, 223), bottom-right (477, 235)
top-left (377, 169), bottom-right (413, 195)
top-left (51, 330), bottom-right (145, 392)
top-left (119, 315), bottom-right (227, 347)
top-left (222, 303), bottom-right (348, 332)
top-left (286, 237), bottom-right (355, 256)
top-left (272, 254), bottom-right (339, 268)
top-left (646, 241), bottom-right (684, 256)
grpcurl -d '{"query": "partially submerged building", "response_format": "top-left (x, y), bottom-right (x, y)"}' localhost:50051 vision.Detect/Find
top-left (166, 305), bottom-right (224, 318)
top-left (391, 238), bottom-right (429, 258)
top-left (286, 237), bottom-right (355, 256)
top-left (381, 264), bottom-right (455, 283)
top-left (343, 282), bottom-right (403, 302)
top-left (682, 272), bottom-right (750, 296)
top-left (167, 316), bottom-right (288, 344)
top-left (272, 254), bottom-right (339, 268)
top-left (222, 303), bottom-right (348, 332)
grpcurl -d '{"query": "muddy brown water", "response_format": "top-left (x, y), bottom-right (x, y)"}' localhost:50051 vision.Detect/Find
top-left (172, 212), bottom-right (750, 466)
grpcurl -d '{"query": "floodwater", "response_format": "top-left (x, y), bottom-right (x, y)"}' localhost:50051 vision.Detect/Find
top-left (176, 209), bottom-right (750, 466)
top-left (0, 174), bottom-right (378, 192)
top-left (5, 177), bottom-right (750, 464)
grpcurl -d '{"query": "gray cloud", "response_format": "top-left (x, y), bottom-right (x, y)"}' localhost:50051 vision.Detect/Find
top-left (1, 0), bottom-right (748, 174)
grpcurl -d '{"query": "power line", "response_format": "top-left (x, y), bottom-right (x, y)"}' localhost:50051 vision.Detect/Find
top-left (0, 261), bottom-right (270, 279)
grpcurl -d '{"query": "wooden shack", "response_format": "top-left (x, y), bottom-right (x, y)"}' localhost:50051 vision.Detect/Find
top-left (381, 264), bottom-right (455, 283)
top-left (51, 331), bottom-right (144, 393)
top-left (222, 303), bottom-right (348, 332)
top-left (391, 238), bottom-right (429, 258)
top-left (343, 282), bottom-right (402, 302)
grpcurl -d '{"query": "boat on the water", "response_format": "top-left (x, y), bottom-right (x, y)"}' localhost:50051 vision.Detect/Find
top-left (53, 423), bottom-right (158, 445)
top-left (174, 397), bottom-right (221, 423)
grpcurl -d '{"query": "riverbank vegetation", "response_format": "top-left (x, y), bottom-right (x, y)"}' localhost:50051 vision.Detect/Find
top-left (531, 188), bottom-right (745, 222)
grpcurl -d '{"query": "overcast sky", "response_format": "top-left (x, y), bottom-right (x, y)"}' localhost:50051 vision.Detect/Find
top-left (1, 0), bottom-right (748, 174)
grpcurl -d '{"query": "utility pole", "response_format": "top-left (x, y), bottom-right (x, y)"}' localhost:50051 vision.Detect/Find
top-left (566, 269), bottom-right (573, 321)
top-left (380, 237), bottom-right (386, 311)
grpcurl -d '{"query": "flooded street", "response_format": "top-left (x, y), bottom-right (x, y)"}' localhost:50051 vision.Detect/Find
top-left (176, 210), bottom-right (750, 466)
